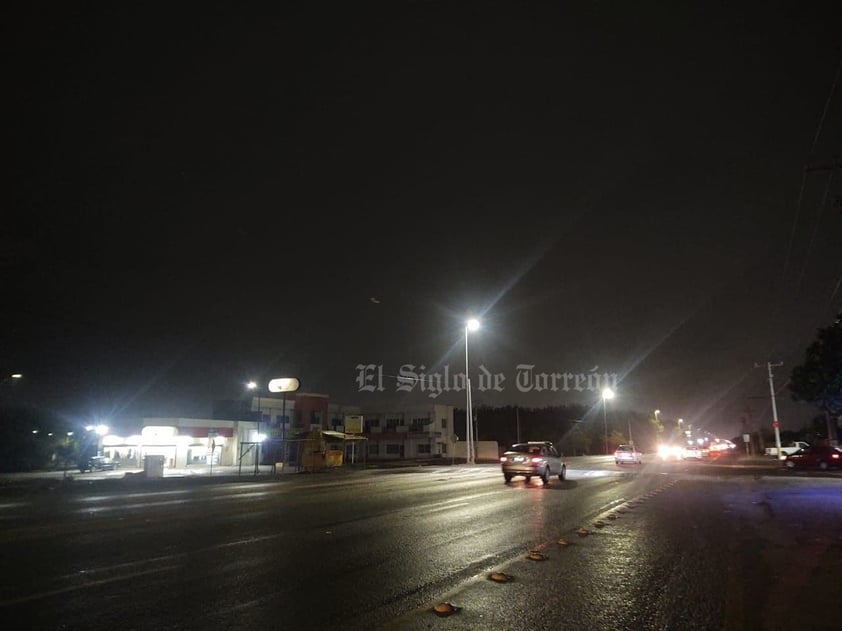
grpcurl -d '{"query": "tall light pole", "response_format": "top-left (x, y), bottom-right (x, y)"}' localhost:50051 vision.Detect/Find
top-left (465, 318), bottom-right (480, 465)
top-left (246, 381), bottom-right (262, 472)
top-left (246, 381), bottom-right (261, 432)
top-left (268, 377), bottom-right (301, 473)
top-left (602, 387), bottom-right (615, 455)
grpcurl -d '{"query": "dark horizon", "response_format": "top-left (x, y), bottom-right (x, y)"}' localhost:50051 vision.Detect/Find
top-left (3, 3), bottom-right (840, 439)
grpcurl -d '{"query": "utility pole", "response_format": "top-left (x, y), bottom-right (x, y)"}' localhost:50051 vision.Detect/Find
top-left (755, 361), bottom-right (784, 459)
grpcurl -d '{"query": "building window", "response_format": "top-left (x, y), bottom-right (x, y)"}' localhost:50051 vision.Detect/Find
top-left (386, 418), bottom-right (400, 430)
top-left (417, 444), bottom-right (431, 454)
top-left (386, 443), bottom-right (401, 455)
top-left (369, 443), bottom-right (380, 456)
top-left (441, 417), bottom-right (447, 428)
top-left (311, 411), bottom-right (322, 427)
top-left (409, 417), bottom-right (430, 432)
top-left (366, 418), bottom-right (380, 430)
top-left (441, 442), bottom-right (447, 454)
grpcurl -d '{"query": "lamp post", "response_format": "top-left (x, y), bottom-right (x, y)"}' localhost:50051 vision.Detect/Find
top-left (268, 378), bottom-right (301, 472)
top-left (246, 379), bottom-right (262, 431)
top-left (246, 381), bottom-right (262, 473)
top-left (465, 318), bottom-right (480, 465)
top-left (601, 387), bottom-right (615, 455)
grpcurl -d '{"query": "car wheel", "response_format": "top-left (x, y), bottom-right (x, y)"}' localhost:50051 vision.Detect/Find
top-left (819, 461), bottom-right (828, 470)
top-left (541, 467), bottom-right (549, 485)
top-left (524, 475), bottom-right (531, 483)
top-left (504, 473), bottom-right (513, 483)
top-left (615, 460), bottom-right (620, 465)
top-left (785, 460), bottom-right (795, 468)
top-left (558, 465), bottom-right (566, 481)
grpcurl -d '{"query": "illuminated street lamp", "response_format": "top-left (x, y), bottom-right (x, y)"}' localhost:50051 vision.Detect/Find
top-left (94, 424), bottom-right (109, 456)
top-left (1, 373), bottom-right (23, 386)
top-left (465, 318), bottom-right (480, 465)
top-left (601, 387), bottom-right (615, 455)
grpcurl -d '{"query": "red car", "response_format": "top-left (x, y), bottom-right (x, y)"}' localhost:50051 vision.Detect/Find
top-left (783, 445), bottom-right (842, 470)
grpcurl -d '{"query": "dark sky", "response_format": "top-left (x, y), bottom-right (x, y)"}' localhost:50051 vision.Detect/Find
top-left (3, 2), bottom-right (841, 437)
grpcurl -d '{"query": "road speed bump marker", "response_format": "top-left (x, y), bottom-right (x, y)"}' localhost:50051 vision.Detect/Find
top-left (594, 520), bottom-right (606, 528)
top-left (607, 513), bottom-right (618, 520)
top-left (432, 602), bottom-right (459, 617)
top-left (488, 571), bottom-right (513, 583)
top-left (576, 527), bottom-right (590, 537)
top-left (557, 538), bottom-right (570, 547)
top-left (527, 550), bottom-right (546, 561)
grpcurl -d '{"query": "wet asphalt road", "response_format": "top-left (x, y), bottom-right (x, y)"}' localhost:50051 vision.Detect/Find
top-left (1, 457), bottom-right (840, 630)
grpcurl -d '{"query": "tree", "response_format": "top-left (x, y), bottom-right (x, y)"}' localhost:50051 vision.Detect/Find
top-left (789, 314), bottom-right (842, 441)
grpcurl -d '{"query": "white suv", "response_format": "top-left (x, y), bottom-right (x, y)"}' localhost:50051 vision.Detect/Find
top-left (500, 441), bottom-right (566, 484)
top-left (614, 444), bottom-right (642, 465)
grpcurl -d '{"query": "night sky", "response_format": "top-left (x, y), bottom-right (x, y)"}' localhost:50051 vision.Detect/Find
top-left (4, 3), bottom-right (841, 437)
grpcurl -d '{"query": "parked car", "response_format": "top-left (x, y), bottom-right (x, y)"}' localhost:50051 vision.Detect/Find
top-left (79, 455), bottom-right (119, 472)
top-left (783, 445), bottom-right (842, 470)
top-left (765, 441), bottom-right (810, 459)
top-left (500, 441), bottom-right (566, 485)
top-left (614, 444), bottom-right (642, 465)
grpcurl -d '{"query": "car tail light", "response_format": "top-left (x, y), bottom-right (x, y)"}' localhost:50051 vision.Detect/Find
top-left (833, 454), bottom-right (840, 459)
top-left (500, 456), bottom-right (507, 463)
top-left (531, 457), bottom-right (542, 463)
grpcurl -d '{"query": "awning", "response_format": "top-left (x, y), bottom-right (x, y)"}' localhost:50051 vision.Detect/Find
top-left (322, 430), bottom-right (368, 441)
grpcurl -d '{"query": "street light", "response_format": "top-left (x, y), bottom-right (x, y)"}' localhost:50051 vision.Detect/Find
top-left (94, 424), bottom-right (109, 457)
top-left (1, 373), bottom-right (23, 386)
top-left (246, 381), bottom-right (261, 423)
top-left (601, 387), bottom-right (615, 455)
top-left (465, 318), bottom-right (480, 465)
top-left (268, 377), bottom-right (301, 472)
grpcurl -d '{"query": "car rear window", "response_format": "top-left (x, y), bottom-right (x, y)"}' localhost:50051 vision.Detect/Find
top-left (509, 444), bottom-right (543, 454)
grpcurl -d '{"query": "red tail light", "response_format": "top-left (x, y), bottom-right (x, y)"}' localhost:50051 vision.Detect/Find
top-left (832, 454), bottom-right (839, 459)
